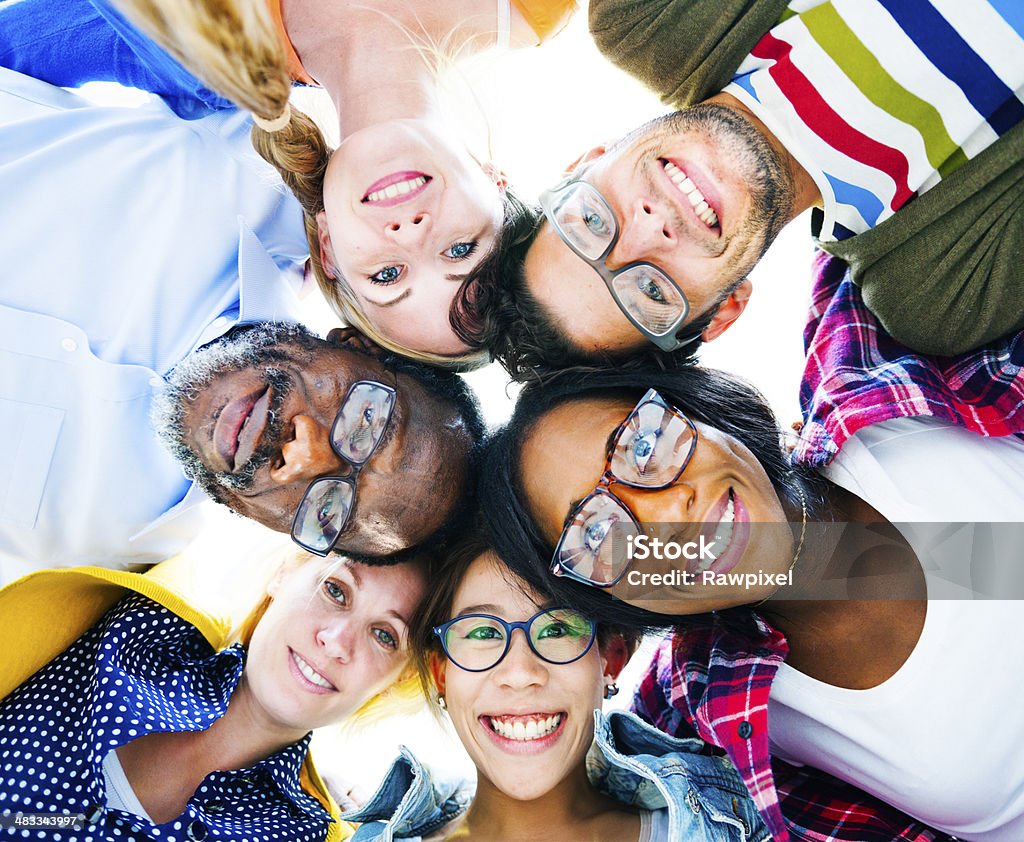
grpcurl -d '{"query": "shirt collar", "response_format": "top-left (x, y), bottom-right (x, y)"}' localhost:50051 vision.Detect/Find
top-left (251, 732), bottom-right (330, 819)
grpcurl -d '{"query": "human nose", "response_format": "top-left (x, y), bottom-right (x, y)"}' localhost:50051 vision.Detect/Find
top-left (492, 627), bottom-right (548, 689)
top-left (611, 480), bottom-right (696, 524)
top-left (316, 619), bottom-right (355, 663)
top-left (269, 414), bottom-right (346, 485)
top-left (608, 198), bottom-right (675, 265)
top-left (384, 210), bottom-right (432, 243)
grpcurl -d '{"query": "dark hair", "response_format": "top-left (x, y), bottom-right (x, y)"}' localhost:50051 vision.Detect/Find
top-left (479, 366), bottom-right (830, 639)
top-left (409, 525), bottom-right (641, 704)
top-left (452, 204), bottom-right (726, 382)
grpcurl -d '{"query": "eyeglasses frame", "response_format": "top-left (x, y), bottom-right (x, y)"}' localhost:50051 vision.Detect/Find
top-left (539, 178), bottom-right (700, 352)
top-left (289, 378), bottom-right (398, 556)
top-left (433, 606), bottom-right (597, 673)
top-left (550, 388), bottom-right (699, 588)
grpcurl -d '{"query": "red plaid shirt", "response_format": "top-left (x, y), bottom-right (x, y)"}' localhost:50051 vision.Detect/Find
top-left (632, 619), bottom-right (956, 842)
top-left (794, 250), bottom-right (1024, 467)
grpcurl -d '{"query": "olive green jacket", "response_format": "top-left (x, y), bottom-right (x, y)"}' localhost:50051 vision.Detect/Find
top-left (589, 0), bottom-right (1024, 355)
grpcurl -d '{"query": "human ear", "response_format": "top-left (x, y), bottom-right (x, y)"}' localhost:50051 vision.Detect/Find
top-left (562, 145), bottom-right (607, 177)
top-left (702, 279), bottom-right (753, 343)
top-left (326, 327), bottom-right (385, 358)
top-left (599, 633), bottom-right (632, 682)
top-left (315, 211), bottom-right (338, 279)
top-left (481, 162), bottom-right (509, 192)
top-left (428, 651), bottom-right (447, 699)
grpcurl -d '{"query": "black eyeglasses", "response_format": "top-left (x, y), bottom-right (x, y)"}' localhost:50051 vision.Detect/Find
top-left (539, 178), bottom-right (698, 352)
top-left (434, 607), bottom-right (597, 672)
top-left (551, 388), bottom-right (698, 588)
top-left (290, 380), bottom-right (396, 555)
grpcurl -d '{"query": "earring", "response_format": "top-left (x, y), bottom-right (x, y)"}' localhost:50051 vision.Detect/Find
top-left (436, 694), bottom-right (447, 710)
top-left (603, 682), bottom-right (619, 700)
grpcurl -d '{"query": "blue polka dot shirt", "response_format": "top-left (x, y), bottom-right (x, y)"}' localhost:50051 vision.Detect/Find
top-left (0, 594), bottom-right (333, 841)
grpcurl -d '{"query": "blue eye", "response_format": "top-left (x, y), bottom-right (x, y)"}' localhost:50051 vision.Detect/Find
top-left (629, 430), bottom-right (659, 474)
top-left (638, 276), bottom-right (667, 303)
top-left (370, 265), bottom-right (403, 285)
top-left (446, 241), bottom-right (477, 260)
top-left (583, 516), bottom-right (613, 554)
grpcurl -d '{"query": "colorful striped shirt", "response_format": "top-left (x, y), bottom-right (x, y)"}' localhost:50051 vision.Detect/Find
top-left (725, 0), bottom-right (1024, 242)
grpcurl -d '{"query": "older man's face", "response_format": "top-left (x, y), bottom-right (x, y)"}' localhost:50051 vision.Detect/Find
top-left (525, 105), bottom-right (795, 354)
top-left (154, 323), bottom-right (475, 556)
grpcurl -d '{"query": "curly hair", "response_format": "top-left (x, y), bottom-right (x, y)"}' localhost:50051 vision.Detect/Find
top-left (451, 204), bottom-right (718, 382)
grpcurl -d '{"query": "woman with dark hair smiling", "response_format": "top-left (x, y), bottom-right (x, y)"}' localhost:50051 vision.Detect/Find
top-left (342, 532), bottom-right (768, 841)
top-left (479, 366), bottom-right (1024, 841)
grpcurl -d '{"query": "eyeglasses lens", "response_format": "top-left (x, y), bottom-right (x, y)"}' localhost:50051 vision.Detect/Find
top-left (292, 477), bottom-right (355, 553)
top-left (610, 399), bottom-right (695, 486)
top-left (555, 492), bottom-right (639, 586)
top-left (528, 608), bottom-right (596, 663)
top-left (609, 266), bottom-right (687, 335)
top-left (443, 609), bottom-right (595, 670)
top-left (331, 382), bottom-right (396, 464)
top-left (551, 183), bottom-right (615, 260)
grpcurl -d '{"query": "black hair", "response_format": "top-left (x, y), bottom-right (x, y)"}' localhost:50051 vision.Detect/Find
top-left (451, 204), bottom-right (727, 382)
top-left (479, 366), bottom-right (830, 640)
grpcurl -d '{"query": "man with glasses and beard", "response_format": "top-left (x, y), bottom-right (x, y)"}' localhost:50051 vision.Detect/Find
top-left (465, 0), bottom-right (1023, 473)
top-left (0, 65), bottom-right (483, 582)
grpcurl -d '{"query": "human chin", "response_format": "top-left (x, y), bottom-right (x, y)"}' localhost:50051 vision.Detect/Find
top-left (469, 707), bottom-right (589, 801)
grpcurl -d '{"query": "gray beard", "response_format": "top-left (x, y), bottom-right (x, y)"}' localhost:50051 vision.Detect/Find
top-left (151, 322), bottom-right (312, 502)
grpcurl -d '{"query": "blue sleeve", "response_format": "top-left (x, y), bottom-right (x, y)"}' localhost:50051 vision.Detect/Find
top-left (0, 0), bottom-right (234, 118)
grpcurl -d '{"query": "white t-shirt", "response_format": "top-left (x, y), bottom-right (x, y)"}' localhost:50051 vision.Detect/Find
top-left (102, 750), bottom-right (153, 822)
top-left (768, 417), bottom-right (1024, 840)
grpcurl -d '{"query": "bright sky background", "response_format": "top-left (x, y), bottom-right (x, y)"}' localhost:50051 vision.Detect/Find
top-left (76, 4), bottom-right (817, 798)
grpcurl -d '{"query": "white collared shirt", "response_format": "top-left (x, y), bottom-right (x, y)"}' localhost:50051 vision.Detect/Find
top-left (0, 67), bottom-right (309, 580)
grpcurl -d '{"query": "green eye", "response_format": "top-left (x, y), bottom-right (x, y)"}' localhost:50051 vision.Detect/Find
top-left (374, 628), bottom-right (397, 650)
top-left (465, 625), bottom-right (504, 641)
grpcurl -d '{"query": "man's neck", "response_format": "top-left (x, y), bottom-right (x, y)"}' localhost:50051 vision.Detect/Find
top-left (706, 90), bottom-right (823, 216)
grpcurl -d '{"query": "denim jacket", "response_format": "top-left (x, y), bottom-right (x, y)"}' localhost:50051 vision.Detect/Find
top-left (345, 710), bottom-right (768, 842)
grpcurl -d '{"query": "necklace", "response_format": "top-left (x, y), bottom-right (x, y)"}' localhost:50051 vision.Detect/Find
top-left (753, 483), bottom-right (807, 607)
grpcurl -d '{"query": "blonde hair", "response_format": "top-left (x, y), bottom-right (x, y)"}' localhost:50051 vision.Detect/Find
top-left (232, 550), bottom-right (426, 729)
top-left (112, 0), bottom-right (489, 370)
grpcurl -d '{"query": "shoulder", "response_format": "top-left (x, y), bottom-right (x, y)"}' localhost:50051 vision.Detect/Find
top-left (345, 748), bottom-right (472, 842)
top-left (824, 417), bottom-right (1024, 521)
top-left (588, 0), bottom-right (791, 106)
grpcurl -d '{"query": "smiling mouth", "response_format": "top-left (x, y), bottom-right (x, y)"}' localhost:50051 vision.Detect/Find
top-left (484, 713), bottom-right (564, 742)
top-left (361, 172), bottom-right (432, 206)
top-left (290, 649), bottom-right (337, 691)
top-left (212, 386), bottom-right (270, 472)
top-left (660, 159), bottom-right (719, 229)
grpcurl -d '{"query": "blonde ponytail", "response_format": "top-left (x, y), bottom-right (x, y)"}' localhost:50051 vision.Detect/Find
top-left (112, 0), bottom-right (291, 125)
top-left (112, 0), bottom-right (488, 370)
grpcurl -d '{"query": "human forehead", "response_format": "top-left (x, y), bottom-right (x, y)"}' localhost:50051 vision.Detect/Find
top-left (523, 224), bottom-right (650, 355)
top-left (519, 397), bottom-right (639, 537)
top-left (451, 553), bottom-right (544, 620)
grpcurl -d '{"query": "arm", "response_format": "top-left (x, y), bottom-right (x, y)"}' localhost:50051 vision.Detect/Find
top-left (0, 0), bottom-right (231, 118)
top-left (588, 0), bottom-right (790, 107)
top-left (823, 121), bottom-right (1024, 356)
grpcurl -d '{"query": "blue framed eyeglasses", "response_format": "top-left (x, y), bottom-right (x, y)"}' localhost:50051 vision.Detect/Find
top-left (434, 607), bottom-right (597, 672)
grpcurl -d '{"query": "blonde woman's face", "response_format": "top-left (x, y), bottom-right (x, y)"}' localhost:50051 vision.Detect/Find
top-left (243, 557), bottom-right (425, 741)
top-left (321, 119), bottom-right (504, 356)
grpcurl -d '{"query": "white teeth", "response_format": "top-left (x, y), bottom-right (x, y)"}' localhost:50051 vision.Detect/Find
top-left (365, 176), bottom-right (427, 203)
top-left (706, 494), bottom-right (736, 567)
top-left (662, 161), bottom-right (719, 228)
top-left (293, 652), bottom-right (334, 689)
top-left (489, 714), bottom-right (562, 741)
